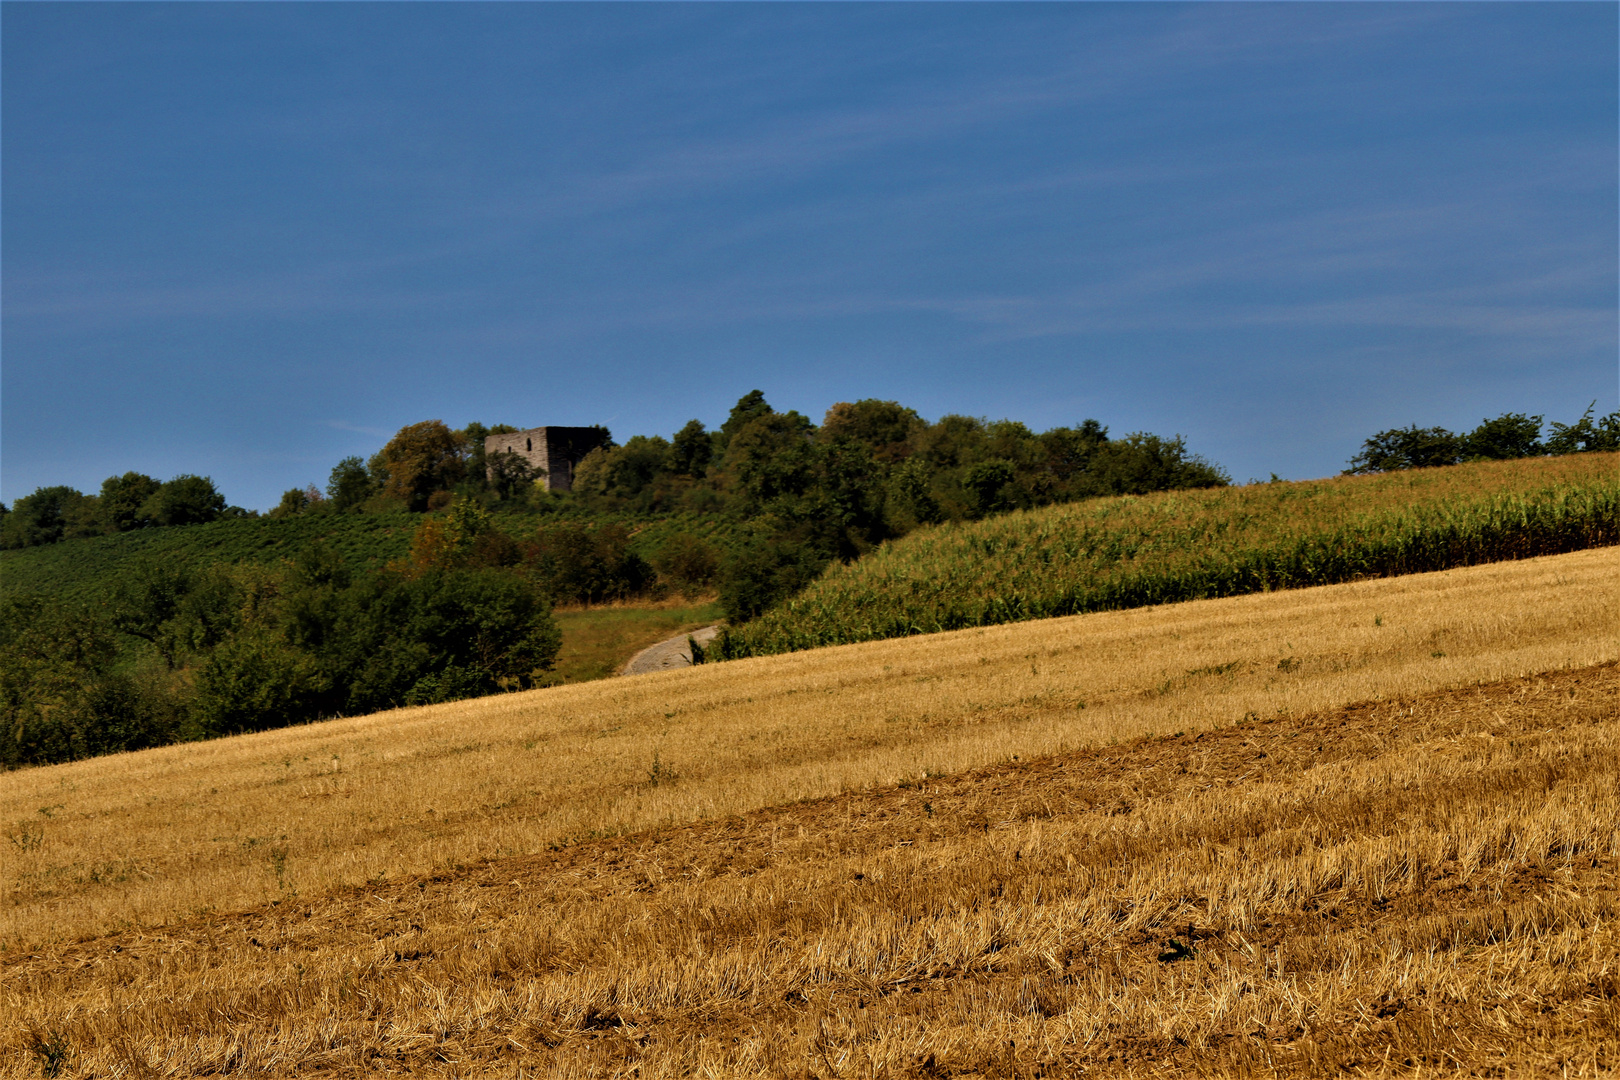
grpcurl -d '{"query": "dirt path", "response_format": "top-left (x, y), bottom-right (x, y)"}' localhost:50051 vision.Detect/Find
top-left (619, 624), bottom-right (721, 675)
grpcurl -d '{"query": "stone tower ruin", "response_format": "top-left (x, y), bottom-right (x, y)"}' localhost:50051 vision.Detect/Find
top-left (484, 427), bottom-right (608, 492)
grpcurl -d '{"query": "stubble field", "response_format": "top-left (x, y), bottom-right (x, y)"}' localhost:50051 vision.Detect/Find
top-left (2, 547), bottom-right (1616, 1076)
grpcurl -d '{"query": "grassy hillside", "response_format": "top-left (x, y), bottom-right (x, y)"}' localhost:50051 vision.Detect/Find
top-left (718, 453), bottom-right (1620, 659)
top-left (548, 598), bottom-right (722, 684)
top-left (2, 549), bottom-right (1615, 1076)
top-left (0, 506), bottom-right (740, 604)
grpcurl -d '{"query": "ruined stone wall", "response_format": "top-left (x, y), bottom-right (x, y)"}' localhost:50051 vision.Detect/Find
top-left (484, 427), bottom-right (605, 492)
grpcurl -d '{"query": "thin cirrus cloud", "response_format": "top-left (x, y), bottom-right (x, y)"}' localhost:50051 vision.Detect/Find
top-left (0, 3), bottom-right (1612, 509)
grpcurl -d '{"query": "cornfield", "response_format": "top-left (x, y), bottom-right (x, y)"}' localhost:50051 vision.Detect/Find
top-left (716, 454), bottom-right (1620, 659)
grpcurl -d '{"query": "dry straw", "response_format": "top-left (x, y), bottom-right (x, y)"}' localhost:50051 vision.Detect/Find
top-left (1, 577), bottom-right (1614, 1075)
top-left (3, 546), bottom-right (1614, 955)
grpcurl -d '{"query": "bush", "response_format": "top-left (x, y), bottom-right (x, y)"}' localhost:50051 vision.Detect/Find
top-left (530, 522), bottom-right (651, 605)
top-left (651, 533), bottom-right (720, 594)
top-left (717, 531), bottom-right (830, 623)
top-left (0, 597), bottom-right (176, 767)
top-left (191, 629), bottom-right (328, 737)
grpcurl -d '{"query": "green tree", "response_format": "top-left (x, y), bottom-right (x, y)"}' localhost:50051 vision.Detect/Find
top-left (669, 419), bottom-right (714, 477)
top-left (886, 457), bottom-right (942, 530)
top-left (1088, 433), bottom-right (1230, 495)
top-left (99, 472), bottom-right (162, 532)
top-left (529, 522), bottom-right (651, 604)
top-left (1, 597), bottom-right (173, 767)
top-left (1462, 413), bottom-right (1544, 460)
top-left (717, 529), bottom-right (829, 623)
top-left (1038, 420), bottom-right (1111, 495)
top-left (331, 568), bottom-right (562, 710)
top-left (819, 400), bottom-right (923, 461)
top-left (1345, 426), bottom-right (1461, 474)
top-left (270, 488), bottom-right (312, 518)
top-left (718, 389), bottom-right (774, 450)
top-left (572, 436), bottom-right (671, 505)
top-left (481, 449), bottom-right (534, 500)
top-left (1545, 402), bottom-right (1620, 455)
top-left (651, 533), bottom-right (720, 594)
top-left (191, 629), bottom-right (327, 736)
top-left (459, 422), bottom-right (519, 488)
top-left (325, 456), bottom-right (373, 512)
top-left (0, 486), bottom-right (95, 548)
top-left (724, 412), bottom-right (818, 510)
top-left (961, 459), bottom-right (1017, 518)
top-left (140, 475), bottom-right (226, 526)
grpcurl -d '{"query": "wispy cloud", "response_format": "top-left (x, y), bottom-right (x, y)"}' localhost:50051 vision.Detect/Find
top-left (323, 420), bottom-right (391, 439)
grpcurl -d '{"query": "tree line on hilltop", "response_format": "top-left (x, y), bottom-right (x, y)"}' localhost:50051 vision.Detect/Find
top-left (0, 473), bottom-right (245, 550)
top-left (2, 391), bottom-right (1233, 768)
top-left (6, 390), bottom-right (1615, 770)
top-left (264, 392), bottom-right (1229, 618)
top-left (1345, 404), bottom-right (1618, 474)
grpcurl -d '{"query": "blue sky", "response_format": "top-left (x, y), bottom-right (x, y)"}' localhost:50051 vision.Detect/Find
top-left (3, 3), bottom-right (1615, 511)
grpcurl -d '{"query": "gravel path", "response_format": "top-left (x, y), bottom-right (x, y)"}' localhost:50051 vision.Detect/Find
top-left (620, 625), bottom-right (721, 676)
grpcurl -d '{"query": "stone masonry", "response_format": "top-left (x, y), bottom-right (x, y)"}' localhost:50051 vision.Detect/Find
top-left (484, 427), bottom-right (607, 492)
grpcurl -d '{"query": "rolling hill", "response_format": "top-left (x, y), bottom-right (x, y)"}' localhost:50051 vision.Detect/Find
top-left (3, 547), bottom-right (1616, 1076)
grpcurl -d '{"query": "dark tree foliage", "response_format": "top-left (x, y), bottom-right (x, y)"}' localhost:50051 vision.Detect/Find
top-left (270, 488), bottom-right (313, 518)
top-left (1346, 407), bottom-right (1618, 474)
top-left (458, 422), bottom-right (517, 486)
top-left (1346, 426), bottom-right (1463, 474)
top-left (100, 472), bottom-right (162, 532)
top-left (574, 436), bottom-right (673, 503)
top-left (961, 459), bottom-right (1018, 517)
top-left (311, 567), bottom-right (561, 715)
top-left (717, 528), bottom-right (831, 623)
top-left (651, 533), bottom-right (720, 593)
top-left (1088, 433), bottom-right (1230, 496)
top-left (0, 486), bottom-right (96, 549)
top-left (3, 541), bottom-right (564, 765)
top-left (820, 400), bottom-right (923, 462)
top-left (669, 420), bottom-right (713, 477)
top-left (485, 450), bottom-right (539, 501)
top-left (719, 389), bottom-right (774, 444)
top-left (326, 456), bottom-right (374, 512)
top-left (1544, 403), bottom-right (1620, 455)
top-left (141, 475), bottom-right (227, 527)
top-left (528, 521), bottom-right (652, 605)
top-left (725, 412), bottom-right (820, 510)
top-left (1, 597), bottom-right (177, 768)
top-left (1462, 413), bottom-right (1544, 461)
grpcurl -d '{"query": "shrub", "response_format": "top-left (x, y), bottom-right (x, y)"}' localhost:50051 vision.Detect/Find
top-left (191, 630), bottom-right (328, 737)
top-left (652, 533), bottom-right (720, 594)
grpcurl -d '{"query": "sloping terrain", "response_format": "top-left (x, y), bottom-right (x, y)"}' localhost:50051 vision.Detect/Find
top-left (719, 453), bottom-right (1619, 657)
top-left (3, 664), bottom-right (1614, 1077)
top-left (2, 548), bottom-right (1616, 1077)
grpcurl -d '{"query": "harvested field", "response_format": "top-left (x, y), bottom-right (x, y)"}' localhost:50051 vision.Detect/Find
top-left (2, 549), bottom-right (1615, 950)
top-left (3, 663), bottom-right (1615, 1077)
top-left (2, 548), bottom-right (1617, 1076)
